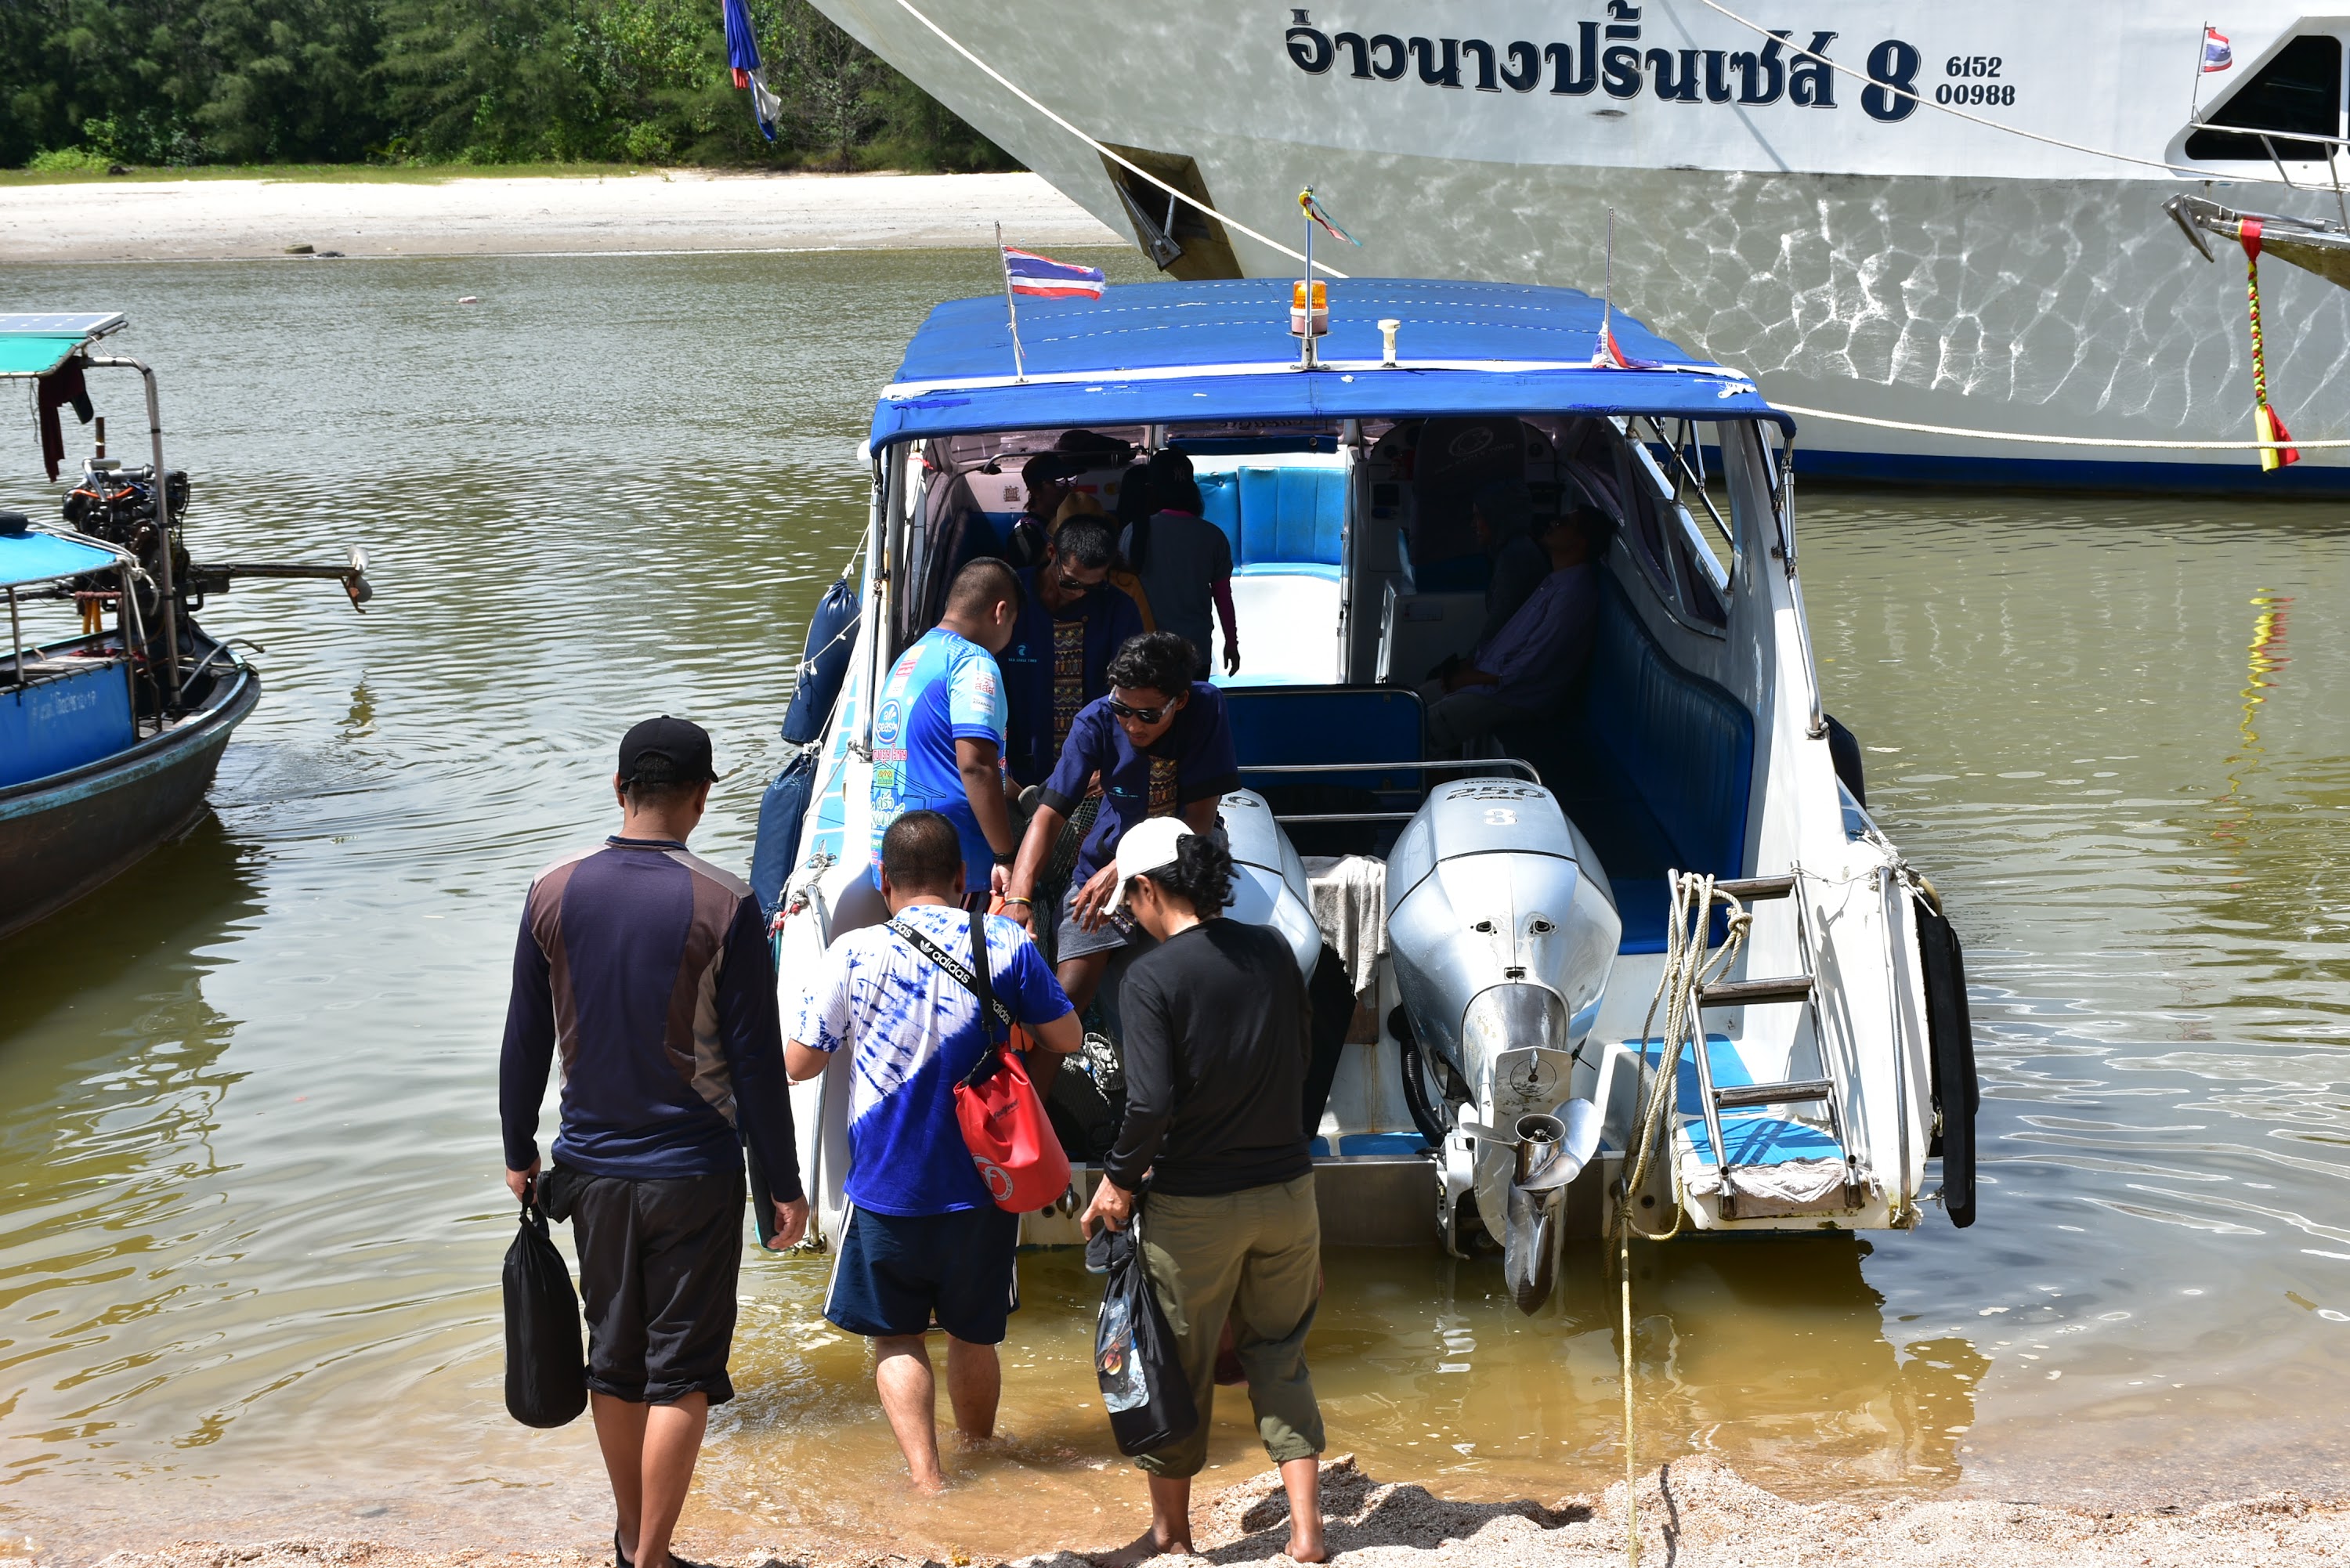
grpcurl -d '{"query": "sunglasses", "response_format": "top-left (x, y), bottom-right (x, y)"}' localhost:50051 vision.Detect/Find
top-left (1108, 697), bottom-right (1176, 724)
top-left (1055, 572), bottom-right (1102, 597)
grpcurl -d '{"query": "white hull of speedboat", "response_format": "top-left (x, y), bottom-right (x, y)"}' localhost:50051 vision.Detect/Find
top-left (812, 0), bottom-right (2350, 492)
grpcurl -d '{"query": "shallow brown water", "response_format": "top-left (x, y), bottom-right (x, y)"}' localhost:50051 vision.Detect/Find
top-left (1, 251), bottom-right (2347, 1563)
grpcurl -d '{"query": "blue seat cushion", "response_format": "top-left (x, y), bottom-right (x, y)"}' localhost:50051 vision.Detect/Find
top-left (1238, 466), bottom-right (1346, 569)
top-left (1196, 465), bottom-right (1348, 572)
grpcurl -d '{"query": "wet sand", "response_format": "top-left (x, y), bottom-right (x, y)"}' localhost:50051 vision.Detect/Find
top-left (74, 1458), bottom-right (2350, 1568)
top-left (0, 170), bottom-right (1121, 262)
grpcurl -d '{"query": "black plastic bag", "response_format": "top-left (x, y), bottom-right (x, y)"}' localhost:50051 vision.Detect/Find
top-left (503, 1191), bottom-right (588, 1428)
top-left (1090, 1223), bottom-right (1197, 1456)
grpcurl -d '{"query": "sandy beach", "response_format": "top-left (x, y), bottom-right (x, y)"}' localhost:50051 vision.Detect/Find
top-left (0, 170), bottom-right (1122, 262)
top-left (70, 1458), bottom-right (2350, 1568)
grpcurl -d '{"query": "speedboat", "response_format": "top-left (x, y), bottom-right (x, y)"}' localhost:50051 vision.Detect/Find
top-left (0, 312), bottom-right (371, 942)
top-left (760, 276), bottom-right (1978, 1309)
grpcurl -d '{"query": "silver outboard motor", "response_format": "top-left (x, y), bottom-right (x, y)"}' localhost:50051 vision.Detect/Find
top-left (1386, 779), bottom-right (1618, 1307)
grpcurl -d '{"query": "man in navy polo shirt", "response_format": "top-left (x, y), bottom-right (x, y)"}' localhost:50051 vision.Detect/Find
top-left (1000, 514), bottom-right (1146, 788)
top-left (1002, 630), bottom-right (1240, 1016)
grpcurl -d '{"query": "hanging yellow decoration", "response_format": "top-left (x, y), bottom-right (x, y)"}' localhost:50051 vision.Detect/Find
top-left (2238, 217), bottom-right (2299, 473)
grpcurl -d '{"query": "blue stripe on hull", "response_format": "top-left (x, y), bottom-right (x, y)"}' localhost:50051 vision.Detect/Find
top-left (1799, 446), bottom-right (2350, 497)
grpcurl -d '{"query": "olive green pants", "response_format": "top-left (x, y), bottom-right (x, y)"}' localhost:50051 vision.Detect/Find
top-left (1135, 1173), bottom-right (1325, 1479)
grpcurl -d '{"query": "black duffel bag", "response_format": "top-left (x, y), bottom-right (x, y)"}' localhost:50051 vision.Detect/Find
top-left (1089, 1223), bottom-right (1197, 1456)
top-left (503, 1187), bottom-right (588, 1428)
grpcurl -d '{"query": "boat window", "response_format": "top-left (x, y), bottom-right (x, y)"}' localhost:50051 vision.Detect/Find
top-left (2186, 35), bottom-right (2343, 160)
top-left (1670, 508), bottom-right (1730, 627)
top-left (1615, 437), bottom-right (1684, 610)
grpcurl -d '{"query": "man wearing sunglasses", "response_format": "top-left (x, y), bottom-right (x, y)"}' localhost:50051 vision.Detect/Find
top-left (999, 515), bottom-right (1145, 789)
top-left (1002, 630), bottom-right (1238, 1017)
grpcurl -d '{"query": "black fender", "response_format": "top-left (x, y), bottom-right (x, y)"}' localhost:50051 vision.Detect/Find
top-left (1913, 890), bottom-right (1979, 1227)
top-left (1824, 710), bottom-right (1867, 807)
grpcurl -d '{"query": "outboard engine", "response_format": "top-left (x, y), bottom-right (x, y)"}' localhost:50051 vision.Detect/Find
top-left (1217, 788), bottom-right (1323, 981)
top-left (1386, 779), bottom-right (1618, 1309)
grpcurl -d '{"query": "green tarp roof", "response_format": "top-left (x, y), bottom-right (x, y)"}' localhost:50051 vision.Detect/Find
top-left (0, 337), bottom-right (85, 378)
top-left (0, 313), bottom-right (127, 378)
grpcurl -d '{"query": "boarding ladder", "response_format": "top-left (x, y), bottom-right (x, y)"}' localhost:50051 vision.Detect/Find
top-left (1685, 874), bottom-right (1864, 1219)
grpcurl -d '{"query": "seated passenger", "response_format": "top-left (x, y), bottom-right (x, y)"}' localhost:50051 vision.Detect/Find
top-left (1061, 490), bottom-right (1159, 628)
top-left (1006, 453), bottom-right (1076, 569)
top-left (1000, 515), bottom-right (1147, 787)
top-left (1002, 631), bottom-right (1240, 1016)
top-left (1121, 450), bottom-right (1239, 679)
top-left (1473, 479), bottom-right (1549, 645)
top-left (1420, 507), bottom-right (1611, 757)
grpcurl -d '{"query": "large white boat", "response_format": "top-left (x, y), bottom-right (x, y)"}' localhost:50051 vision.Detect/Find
top-left (811, 0), bottom-right (2350, 493)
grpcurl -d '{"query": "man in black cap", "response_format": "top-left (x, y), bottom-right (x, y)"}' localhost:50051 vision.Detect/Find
top-left (501, 716), bottom-right (805, 1568)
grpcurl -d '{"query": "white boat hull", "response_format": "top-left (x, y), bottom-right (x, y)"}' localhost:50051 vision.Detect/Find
top-left (815, 0), bottom-right (2350, 492)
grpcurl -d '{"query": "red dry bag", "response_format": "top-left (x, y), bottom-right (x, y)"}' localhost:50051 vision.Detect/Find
top-left (887, 912), bottom-right (1070, 1213)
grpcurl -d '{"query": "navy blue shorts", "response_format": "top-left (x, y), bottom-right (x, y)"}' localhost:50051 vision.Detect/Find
top-left (825, 1205), bottom-right (1021, 1343)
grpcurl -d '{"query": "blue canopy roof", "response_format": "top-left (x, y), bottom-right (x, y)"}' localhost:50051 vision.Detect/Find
top-left (872, 278), bottom-right (1790, 446)
top-left (0, 527), bottom-right (122, 590)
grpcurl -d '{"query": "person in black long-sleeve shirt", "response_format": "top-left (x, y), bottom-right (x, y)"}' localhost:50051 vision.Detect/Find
top-left (499, 717), bottom-right (804, 1568)
top-left (1079, 817), bottom-right (1327, 1565)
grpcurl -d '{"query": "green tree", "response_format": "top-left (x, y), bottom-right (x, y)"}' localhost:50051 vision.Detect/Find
top-left (194, 0), bottom-right (385, 161)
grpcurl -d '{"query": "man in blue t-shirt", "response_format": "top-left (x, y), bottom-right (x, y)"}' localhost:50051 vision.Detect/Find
top-left (868, 558), bottom-right (1023, 898)
top-left (1000, 515), bottom-right (1146, 787)
top-left (1003, 630), bottom-right (1240, 1016)
top-left (786, 811), bottom-right (1079, 1493)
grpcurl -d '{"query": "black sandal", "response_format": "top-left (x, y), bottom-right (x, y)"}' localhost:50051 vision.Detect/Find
top-left (614, 1531), bottom-right (634, 1568)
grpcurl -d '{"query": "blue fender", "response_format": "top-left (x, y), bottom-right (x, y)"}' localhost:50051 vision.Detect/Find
top-left (782, 576), bottom-right (860, 746)
top-left (749, 746), bottom-right (818, 919)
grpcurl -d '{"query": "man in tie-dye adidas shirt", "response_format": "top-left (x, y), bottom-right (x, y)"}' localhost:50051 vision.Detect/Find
top-left (786, 810), bottom-right (1078, 1493)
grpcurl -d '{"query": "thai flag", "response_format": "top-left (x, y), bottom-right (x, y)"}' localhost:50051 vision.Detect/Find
top-left (2203, 26), bottom-right (2232, 71)
top-left (1591, 322), bottom-right (1658, 371)
top-left (1003, 248), bottom-right (1105, 299)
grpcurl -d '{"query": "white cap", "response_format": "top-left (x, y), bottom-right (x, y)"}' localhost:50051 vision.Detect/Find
top-left (1100, 816), bottom-right (1195, 916)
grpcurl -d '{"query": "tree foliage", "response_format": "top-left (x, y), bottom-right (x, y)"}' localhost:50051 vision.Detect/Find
top-left (0, 0), bottom-right (1018, 171)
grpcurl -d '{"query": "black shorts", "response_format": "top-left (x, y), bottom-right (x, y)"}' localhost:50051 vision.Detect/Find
top-left (824, 1205), bottom-right (1021, 1343)
top-left (564, 1165), bottom-right (744, 1406)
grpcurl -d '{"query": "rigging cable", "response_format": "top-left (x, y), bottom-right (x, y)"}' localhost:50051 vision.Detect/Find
top-left (884, 0), bottom-right (1348, 277)
top-left (1698, 0), bottom-right (2302, 189)
top-left (1765, 401), bottom-right (2350, 449)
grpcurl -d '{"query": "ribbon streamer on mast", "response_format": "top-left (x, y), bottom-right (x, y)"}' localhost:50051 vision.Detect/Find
top-left (2238, 217), bottom-right (2300, 471)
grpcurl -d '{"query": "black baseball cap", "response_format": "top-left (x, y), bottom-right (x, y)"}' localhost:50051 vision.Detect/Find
top-left (617, 715), bottom-right (718, 785)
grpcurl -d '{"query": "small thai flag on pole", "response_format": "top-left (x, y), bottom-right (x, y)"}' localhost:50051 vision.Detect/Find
top-left (1002, 247), bottom-right (1107, 299)
top-left (2203, 25), bottom-right (2232, 71)
top-left (1591, 323), bottom-right (1660, 371)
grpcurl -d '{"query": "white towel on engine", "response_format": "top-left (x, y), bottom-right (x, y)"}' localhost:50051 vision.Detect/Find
top-left (1300, 854), bottom-right (1388, 1002)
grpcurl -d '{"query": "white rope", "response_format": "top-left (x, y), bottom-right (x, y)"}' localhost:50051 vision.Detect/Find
top-left (886, 0), bottom-right (1347, 277)
top-left (1768, 399), bottom-right (2350, 449)
top-left (1613, 871), bottom-right (1752, 1568)
top-left (1697, 0), bottom-right (2297, 189)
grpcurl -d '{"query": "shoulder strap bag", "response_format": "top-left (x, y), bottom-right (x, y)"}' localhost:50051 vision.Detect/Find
top-left (887, 912), bottom-right (1071, 1214)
